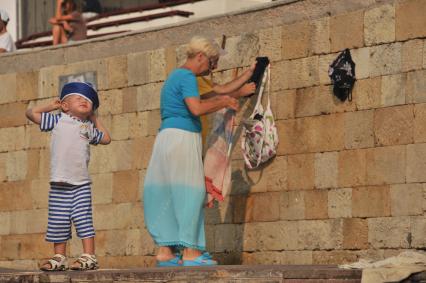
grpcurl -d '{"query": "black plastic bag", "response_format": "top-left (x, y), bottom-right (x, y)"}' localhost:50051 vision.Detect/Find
top-left (328, 49), bottom-right (356, 102)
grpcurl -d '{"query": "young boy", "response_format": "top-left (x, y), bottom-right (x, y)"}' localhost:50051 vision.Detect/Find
top-left (26, 82), bottom-right (111, 271)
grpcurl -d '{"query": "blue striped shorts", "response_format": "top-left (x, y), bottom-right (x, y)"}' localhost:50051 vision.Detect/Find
top-left (46, 182), bottom-right (95, 243)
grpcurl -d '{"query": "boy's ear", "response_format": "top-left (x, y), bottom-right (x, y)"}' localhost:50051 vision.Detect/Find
top-left (60, 100), bottom-right (69, 112)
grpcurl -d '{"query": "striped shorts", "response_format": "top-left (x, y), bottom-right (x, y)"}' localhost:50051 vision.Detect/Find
top-left (46, 182), bottom-right (95, 243)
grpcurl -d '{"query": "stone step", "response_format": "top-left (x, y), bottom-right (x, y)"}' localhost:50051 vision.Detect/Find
top-left (0, 265), bottom-right (363, 283)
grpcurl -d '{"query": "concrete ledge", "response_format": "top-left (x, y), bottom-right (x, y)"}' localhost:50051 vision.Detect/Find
top-left (0, 265), bottom-right (363, 282)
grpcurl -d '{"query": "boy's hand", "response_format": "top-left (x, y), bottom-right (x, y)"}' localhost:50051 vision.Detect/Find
top-left (51, 98), bottom-right (62, 110)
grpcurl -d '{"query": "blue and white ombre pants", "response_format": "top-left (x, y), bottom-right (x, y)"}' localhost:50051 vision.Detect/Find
top-left (143, 128), bottom-right (206, 250)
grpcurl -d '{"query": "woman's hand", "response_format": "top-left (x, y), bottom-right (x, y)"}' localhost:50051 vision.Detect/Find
top-left (249, 61), bottom-right (257, 72)
top-left (238, 82), bottom-right (256, 97)
top-left (222, 95), bottom-right (239, 111)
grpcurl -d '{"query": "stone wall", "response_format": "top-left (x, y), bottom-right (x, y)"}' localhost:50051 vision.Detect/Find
top-left (0, 0), bottom-right (425, 269)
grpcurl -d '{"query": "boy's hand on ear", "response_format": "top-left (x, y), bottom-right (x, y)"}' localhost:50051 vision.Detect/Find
top-left (51, 98), bottom-right (62, 110)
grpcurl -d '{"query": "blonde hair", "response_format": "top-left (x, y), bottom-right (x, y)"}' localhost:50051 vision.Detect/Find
top-left (186, 36), bottom-right (220, 59)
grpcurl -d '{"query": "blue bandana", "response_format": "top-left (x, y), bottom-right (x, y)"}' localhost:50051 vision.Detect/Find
top-left (60, 82), bottom-right (99, 110)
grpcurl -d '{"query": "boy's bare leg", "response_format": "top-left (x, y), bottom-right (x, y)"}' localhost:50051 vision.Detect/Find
top-left (41, 242), bottom-right (67, 269)
top-left (82, 237), bottom-right (95, 255)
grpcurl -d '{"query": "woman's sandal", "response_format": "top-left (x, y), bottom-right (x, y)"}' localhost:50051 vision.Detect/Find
top-left (40, 254), bottom-right (68, 271)
top-left (182, 252), bottom-right (217, 267)
top-left (157, 254), bottom-right (182, 267)
top-left (70, 253), bottom-right (99, 271)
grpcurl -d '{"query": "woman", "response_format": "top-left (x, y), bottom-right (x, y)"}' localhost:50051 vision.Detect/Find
top-left (49, 0), bottom-right (87, 45)
top-left (143, 36), bottom-right (255, 267)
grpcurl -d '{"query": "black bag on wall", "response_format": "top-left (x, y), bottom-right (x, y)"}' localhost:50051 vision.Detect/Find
top-left (328, 49), bottom-right (356, 102)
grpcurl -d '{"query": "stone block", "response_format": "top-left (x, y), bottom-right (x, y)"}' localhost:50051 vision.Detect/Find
top-left (304, 190), bottom-right (328, 219)
top-left (242, 251), bottom-right (312, 265)
top-left (127, 51), bottom-right (149, 86)
top-left (251, 192), bottom-right (280, 222)
top-left (91, 173), bottom-right (113, 205)
top-left (131, 136), bottom-right (155, 170)
top-left (0, 102), bottom-right (28, 128)
top-left (0, 212), bottom-right (10, 236)
top-left (278, 114), bottom-right (345, 155)
top-left (366, 145), bottom-right (406, 185)
top-left (165, 46), bottom-right (176, 76)
top-left (353, 77), bottom-right (382, 110)
top-left (25, 124), bottom-right (50, 149)
top-left (232, 194), bottom-right (254, 223)
top-left (217, 34), bottom-right (259, 71)
top-left (111, 113), bottom-right (136, 140)
top-left (16, 71), bottom-right (39, 102)
top-left (406, 69), bottom-right (426, 103)
top-left (106, 55), bottom-right (128, 89)
top-left (243, 221), bottom-right (299, 251)
top-left (343, 218), bottom-right (368, 249)
top-left (113, 170), bottom-right (140, 203)
top-left (0, 153), bottom-right (5, 182)
top-left (282, 21), bottom-right (311, 59)
top-left (352, 186), bottom-right (391, 217)
top-left (364, 4), bottom-right (395, 46)
top-left (411, 216), bottom-right (426, 248)
top-left (38, 149), bottom-right (50, 179)
top-left (328, 188), bottom-right (352, 218)
top-left (338, 149), bottom-right (367, 187)
top-left (368, 217), bottom-right (411, 248)
top-left (6, 151), bottom-right (27, 181)
top-left (0, 126), bottom-right (25, 152)
top-left (136, 83), bottom-right (162, 112)
top-left (282, 56), bottom-right (320, 89)
top-left (295, 85), bottom-right (355, 118)
top-left (330, 10), bottom-right (364, 52)
top-left (318, 53), bottom-right (338, 85)
top-left (9, 209), bottom-right (47, 234)
top-left (130, 110), bottom-right (161, 138)
top-left (313, 250), bottom-right (358, 265)
top-left (110, 140), bottom-right (134, 172)
top-left (245, 156), bottom-right (288, 193)
top-left (390, 184), bottom-right (423, 216)
top-left (98, 89), bottom-right (123, 116)
top-left (259, 26), bottom-right (282, 62)
top-left (121, 87), bottom-right (137, 113)
top-left (149, 49), bottom-right (166, 82)
top-left (26, 149), bottom-right (41, 180)
top-left (288, 153), bottom-right (315, 190)
top-left (93, 202), bottom-right (136, 230)
top-left (370, 43), bottom-right (402, 77)
top-left (315, 151), bottom-right (338, 189)
top-left (344, 110), bottom-right (374, 149)
top-left (0, 73), bottom-right (16, 104)
top-left (38, 65), bottom-right (65, 99)
top-left (280, 191), bottom-right (305, 220)
top-left (395, 0), bottom-right (426, 41)
top-left (96, 255), bottom-right (155, 269)
top-left (374, 105), bottom-right (414, 146)
top-left (381, 73), bottom-right (406, 107)
top-left (30, 178), bottom-right (49, 209)
top-left (402, 39), bottom-right (423, 72)
top-left (414, 103), bottom-right (426, 142)
top-left (214, 224), bottom-right (242, 253)
top-left (89, 143), bottom-right (114, 174)
top-left (351, 47), bottom-right (371, 80)
top-left (275, 89), bottom-right (296, 120)
top-left (311, 17), bottom-right (330, 55)
top-left (0, 181), bottom-right (33, 212)
top-left (297, 219), bottom-right (343, 250)
top-left (406, 143), bottom-right (426, 182)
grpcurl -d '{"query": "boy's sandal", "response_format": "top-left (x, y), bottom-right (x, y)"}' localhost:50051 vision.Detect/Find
top-left (70, 254), bottom-right (98, 271)
top-left (40, 254), bottom-right (68, 271)
top-left (157, 255), bottom-right (182, 267)
top-left (183, 252), bottom-right (218, 267)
